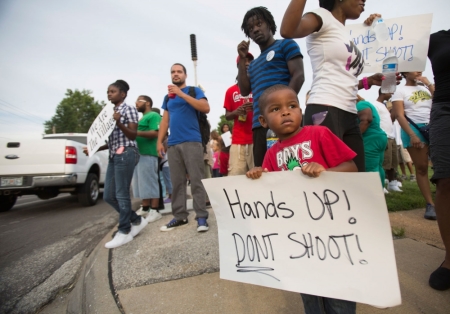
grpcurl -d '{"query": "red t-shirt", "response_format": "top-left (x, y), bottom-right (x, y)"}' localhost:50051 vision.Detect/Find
top-left (262, 126), bottom-right (356, 171)
top-left (223, 84), bottom-right (253, 145)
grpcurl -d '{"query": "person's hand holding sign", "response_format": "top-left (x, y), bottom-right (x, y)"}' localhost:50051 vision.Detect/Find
top-left (113, 111), bottom-right (121, 122)
top-left (246, 167), bottom-right (268, 179)
top-left (301, 162), bottom-right (326, 178)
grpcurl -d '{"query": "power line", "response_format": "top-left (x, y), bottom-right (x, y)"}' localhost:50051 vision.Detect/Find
top-left (0, 98), bottom-right (48, 123)
top-left (0, 104), bottom-right (45, 126)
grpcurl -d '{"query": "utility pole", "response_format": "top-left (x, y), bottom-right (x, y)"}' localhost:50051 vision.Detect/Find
top-left (190, 34), bottom-right (198, 86)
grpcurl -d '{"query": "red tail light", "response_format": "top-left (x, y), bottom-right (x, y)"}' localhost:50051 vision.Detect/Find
top-left (65, 146), bottom-right (77, 164)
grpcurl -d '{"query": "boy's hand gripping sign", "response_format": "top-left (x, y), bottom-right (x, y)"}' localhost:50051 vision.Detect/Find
top-left (202, 171), bottom-right (401, 308)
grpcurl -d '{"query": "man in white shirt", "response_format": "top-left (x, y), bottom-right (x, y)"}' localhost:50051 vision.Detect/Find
top-left (373, 90), bottom-right (402, 192)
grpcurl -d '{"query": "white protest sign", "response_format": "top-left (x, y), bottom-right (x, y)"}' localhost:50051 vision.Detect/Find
top-left (221, 131), bottom-right (232, 147)
top-left (87, 103), bottom-right (116, 156)
top-left (346, 13), bottom-right (433, 73)
top-left (202, 171), bottom-right (401, 307)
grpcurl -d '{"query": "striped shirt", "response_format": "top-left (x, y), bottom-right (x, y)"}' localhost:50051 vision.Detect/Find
top-left (108, 102), bottom-right (139, 158)
top-left (248, 39), bottom-right (302, 129)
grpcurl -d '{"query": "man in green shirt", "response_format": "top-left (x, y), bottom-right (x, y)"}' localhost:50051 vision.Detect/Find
top-left (132, 95), bottom-right (163, 223)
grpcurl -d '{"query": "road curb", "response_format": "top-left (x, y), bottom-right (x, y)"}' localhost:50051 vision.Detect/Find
top-left (67, 226), bottom-right (121, 314)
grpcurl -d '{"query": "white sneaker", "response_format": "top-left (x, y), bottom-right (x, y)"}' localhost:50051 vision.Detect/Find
top-left (105, 232), bottom-right (133, 249)
top-left (384, 179), bottom-right (389, 186)
top-left (397, 181), bottom-right (403, 188)
top-left (136, 206), bottom-right (149, 217)
top-left (130, 218), bottom-right (148, 237)
top-left (146, 210), bottom-right (162, 223)
top-left (384, 188), bottom-right (389, 194)
top-left (388, 180), bottom-right (403, 192)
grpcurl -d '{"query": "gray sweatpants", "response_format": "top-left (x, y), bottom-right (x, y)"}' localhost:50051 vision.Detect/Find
top-left (167, 142), bottom-right (208, 220)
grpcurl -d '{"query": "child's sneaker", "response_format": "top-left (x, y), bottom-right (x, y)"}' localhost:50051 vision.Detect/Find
top-left (401, 174), bottom-right (407, 180)
top-left (105, 232), bottom-right (133, 249)
top-left (147, 210), bottom-right (162, 223)
top-left (160, 218), bottom-right (188, 231)
top-left (197, 217), bottom-right (209, 232)
top-left (388, 180), bottom-right (403, 192)
top-left (130, 218), bottom-right (148, 237)
top-left (410, 174), bottom-right (417, 182)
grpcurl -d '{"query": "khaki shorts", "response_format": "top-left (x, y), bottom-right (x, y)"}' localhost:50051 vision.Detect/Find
top-left (397, 145), bottom-right (412, 163)
top-left (228, 144), bottom-right (254, 176)
top-left (383, 138), bottom-right (398, 170)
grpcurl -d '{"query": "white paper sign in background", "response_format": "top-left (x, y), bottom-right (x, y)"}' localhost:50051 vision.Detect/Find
top-left (202, 171), bottom-right (401, 307)
top-left (346, 13), bottom-right (433, 73)
top-left (87, 103), bottom-right (115, 156)
top-left (221, 131), bottom-right (232, 147)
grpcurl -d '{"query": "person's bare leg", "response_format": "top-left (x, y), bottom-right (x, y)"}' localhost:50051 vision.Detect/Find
top-left (435, 178), bottom-right (450, 269)
top-left (142, 199), bottom-right (150, 207)
top-left (150, 198), bottom-right (159, 208)
top-left (386, 169), bottom-right (395, 181)
top-left (429, 177), bottom-right (450, 290)
top-left (399, 162), bottom-right (407, 176)
top-left (407, 146), bottom-right (434, 204)
top-left (407, 161), bottom-right (415, 175)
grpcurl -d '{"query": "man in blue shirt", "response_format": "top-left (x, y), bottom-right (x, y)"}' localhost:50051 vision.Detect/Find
top-left (238, 6), bottom-right (305, 167)
top-left (157, 63), bottom-right (211, 232)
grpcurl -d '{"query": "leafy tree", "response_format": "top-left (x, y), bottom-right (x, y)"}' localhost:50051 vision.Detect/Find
top-left (44, 89), bottom-right (105, 134)
top-left (216, 114), bottom-right (234, 134)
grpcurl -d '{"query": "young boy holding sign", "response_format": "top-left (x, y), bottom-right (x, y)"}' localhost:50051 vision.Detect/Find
top-left (246, 84), bottom-right (358, 313)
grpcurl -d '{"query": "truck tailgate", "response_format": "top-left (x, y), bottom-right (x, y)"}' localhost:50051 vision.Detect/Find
top-left (0, 139), bottom-right (67, 175)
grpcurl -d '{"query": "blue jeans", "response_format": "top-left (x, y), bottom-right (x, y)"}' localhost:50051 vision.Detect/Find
top-left (104, 147), bottom-right (140, 234)
top-left (301, 294), bottom-right (356, 314)
top-left (161, 166), bottom-right (172, 195)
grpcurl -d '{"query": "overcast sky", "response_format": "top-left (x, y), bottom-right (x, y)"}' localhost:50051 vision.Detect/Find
top-left (0, 0), bottom-right (448, 139)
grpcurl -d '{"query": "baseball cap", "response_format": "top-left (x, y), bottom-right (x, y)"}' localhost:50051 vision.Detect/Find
top-left (236, 52), bottom-right (254, 64)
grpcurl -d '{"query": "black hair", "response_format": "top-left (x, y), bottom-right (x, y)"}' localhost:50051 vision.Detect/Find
top-left (241, 6), bottom-right (277, 38)
top-left (221, 123), bottom-right (231, 134)
top-left (140, 95), bottom-right (153, 107)
top-left (110, 79), bottom-right (129, 95)
top-left (258, 84), bottom-right (298, 114)
top-left (400, 72), bottom-right (408, 78)
top-left (319, 0), bottom-right (336, 11)
top-left (172, 63), bottom-right (187, 74)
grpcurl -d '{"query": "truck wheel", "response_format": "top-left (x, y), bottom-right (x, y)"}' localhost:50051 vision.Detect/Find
top-left (0, 195), bottom-right (17, 212)
top-left (78, 173), bottom-right (99, 206)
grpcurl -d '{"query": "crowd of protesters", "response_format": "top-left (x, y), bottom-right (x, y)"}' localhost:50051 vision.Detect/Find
top-left (86, 1), bottom-right (449, 310)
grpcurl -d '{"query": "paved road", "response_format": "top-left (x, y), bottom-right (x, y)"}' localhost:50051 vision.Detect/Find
top-left (0, 194), bottom-right (119, 313)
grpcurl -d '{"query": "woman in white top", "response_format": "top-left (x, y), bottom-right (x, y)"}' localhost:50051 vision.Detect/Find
top-left (280, 1), bottom-right (397, 313)
top-left (392, 72), bottom-right (436, 220)
top-left (280, 0), bottom-right (394, 175)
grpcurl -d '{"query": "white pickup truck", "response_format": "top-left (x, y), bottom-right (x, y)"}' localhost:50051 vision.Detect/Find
top-left (0, 133), bottom-right (108, 211)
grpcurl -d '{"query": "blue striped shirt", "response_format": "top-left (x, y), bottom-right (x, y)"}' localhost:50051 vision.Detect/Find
top-left (248, 39), bottom-right (302, 128)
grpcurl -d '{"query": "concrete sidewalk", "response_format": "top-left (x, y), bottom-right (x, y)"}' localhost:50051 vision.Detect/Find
top-left (68, 204), bottom-right (450, 314)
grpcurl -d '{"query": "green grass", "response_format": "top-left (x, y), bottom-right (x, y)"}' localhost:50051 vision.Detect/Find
top-left (385, 166), bottom-right (436, 212)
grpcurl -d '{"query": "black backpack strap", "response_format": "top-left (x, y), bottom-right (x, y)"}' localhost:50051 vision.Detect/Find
top-left (404, 115), bottom-right (422, 132)
top-left (163, 95), bottom-right (169, 108)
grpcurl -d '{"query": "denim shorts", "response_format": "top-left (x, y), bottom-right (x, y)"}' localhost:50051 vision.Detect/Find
top-left (400, 122), bottom-right (429, 148)
top-left (132, 155), bottom-right (160, 199)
